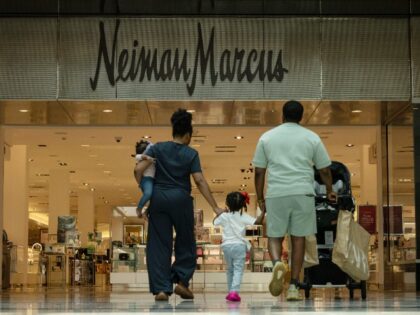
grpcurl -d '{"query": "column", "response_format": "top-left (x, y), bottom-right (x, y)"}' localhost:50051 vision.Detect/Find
top-left (78, 190), bottom-right (95, 246)
top-left (360, 144), bottom-right (378, 205)
top-left (48, 169), bottom-right (70, 236)
top-left (111, 216), bottom-right (124, 243)
top-left (3, 145), bottom-right (29, 284)
top-left (0, 128), bottom-right (4, 288)
top-left (413, 107), bottom-right (420, 291)
top-left (360, 142), bottom-right (382, 288)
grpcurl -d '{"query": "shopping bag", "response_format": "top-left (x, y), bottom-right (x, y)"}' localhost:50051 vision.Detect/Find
top-left (303, 234), bottom-right (319, 268)
top-left (288, 235), bottom-right (319, 268)
top-left (332, 210), bottom-right (370, 281)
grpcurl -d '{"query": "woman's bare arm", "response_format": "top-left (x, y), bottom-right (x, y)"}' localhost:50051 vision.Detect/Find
top-left (192, 172), bottom-right (224, 215)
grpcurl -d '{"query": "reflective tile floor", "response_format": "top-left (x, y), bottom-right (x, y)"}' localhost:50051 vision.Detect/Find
top-left (0, 287), bottom-right (419, 315)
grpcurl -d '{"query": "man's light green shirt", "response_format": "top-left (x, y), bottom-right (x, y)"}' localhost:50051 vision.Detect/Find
top-left (252, 123), bottom-right (331, 198)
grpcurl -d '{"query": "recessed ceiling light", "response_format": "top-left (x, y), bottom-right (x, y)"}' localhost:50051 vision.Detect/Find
top-left (346, 144), bottom-right (354, 147)
top-left (104, 200), bottom-right (109, 204)
top-left (187, 109), bottom-right (196, 113)
top-left (191, 144), bottom-right (201, 148)
top-left (240, 184), bottom-right (247, 187)
top-left (58, 162), bottom-right (68, 166)
top-left (82, 183), bottom-right (89, 186)
top-left (90, 188), bottom-right (95, 191)
top-left (143, 135), bottom-right (152, 139)
top-left (28, 158), bottom-right (34, 162)
top-left (351, 110), bottom-right (362, 113)
top-left (103, 109), bottom-right (113, 113)
top-left (398, 178), bottom-right (412, 183)
top-left (96, 163), bottom-right (105, 166)
top-left (234, 136), bottom-right (244, 140)
top-left (19, 109), bottom-right (29, 113)
top-left (81, 144), bottom-right (90, 147)
top-left (104, 170), bottom-right (112, 174)
top-left (351, 173), bottom-right (355, 176)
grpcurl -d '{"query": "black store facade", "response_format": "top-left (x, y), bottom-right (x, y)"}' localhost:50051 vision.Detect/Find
top-left (0, 1), bottom-right (419, 292)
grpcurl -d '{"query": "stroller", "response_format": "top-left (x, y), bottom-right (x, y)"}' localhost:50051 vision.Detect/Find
top-left (300, 161), bottom-right (367, 300)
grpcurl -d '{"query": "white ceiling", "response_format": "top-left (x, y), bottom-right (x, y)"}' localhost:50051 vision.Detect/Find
top-left (3, 124), bottom-right (389, 215)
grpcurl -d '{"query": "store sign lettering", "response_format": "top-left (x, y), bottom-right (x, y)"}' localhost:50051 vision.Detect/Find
top-left (90, 20), bottom-right (288, 96)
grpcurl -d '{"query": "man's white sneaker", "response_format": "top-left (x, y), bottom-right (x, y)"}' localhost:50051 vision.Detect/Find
top-left (269, 262), bottom-right (287, 297)
top-left (286, 284), bottom-right (303, 301)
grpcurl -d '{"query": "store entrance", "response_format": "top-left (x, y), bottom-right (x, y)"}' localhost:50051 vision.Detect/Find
top-left (0, 100), bottom-right (414, 292)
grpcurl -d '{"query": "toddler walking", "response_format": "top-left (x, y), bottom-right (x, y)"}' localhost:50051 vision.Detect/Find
top-left (214, 191), bottom-right (265, 302)
top-left (135, 140), bottom-right (155, 218)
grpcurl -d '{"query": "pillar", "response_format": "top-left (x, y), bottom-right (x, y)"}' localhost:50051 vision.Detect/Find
top-left (48, 169), bottom-right (70, 237)
top-left (4, 145), bottom-right (28, 284)
top-left (78, 190), bottom-right (95, 245)
top-left (0, 128), bottom-right (5, 288)
top-left (360, 142), bottom-right (383, 288)
top-left (360, 144), bottom-right (378, 205)
top-left (111, 216), bottom-right (124, 242)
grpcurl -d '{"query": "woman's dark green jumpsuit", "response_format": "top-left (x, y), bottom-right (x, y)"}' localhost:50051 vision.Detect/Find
top-left (145, 141), bottom-right (201, 295)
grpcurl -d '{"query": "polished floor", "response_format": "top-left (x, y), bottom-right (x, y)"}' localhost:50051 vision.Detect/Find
top-left (0, 287), bottom-right (420, 314)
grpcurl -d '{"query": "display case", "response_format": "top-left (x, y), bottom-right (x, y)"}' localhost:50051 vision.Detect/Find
top-left (70, 258), bottom-right (95, 285)
top-left (111, 246), bottom-right (137, 273)
top-left (46, 253), bottom-right (66, 286)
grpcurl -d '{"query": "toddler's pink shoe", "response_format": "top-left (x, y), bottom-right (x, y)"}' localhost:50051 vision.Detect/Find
top-left (226, 291), bottom-right (241, 302)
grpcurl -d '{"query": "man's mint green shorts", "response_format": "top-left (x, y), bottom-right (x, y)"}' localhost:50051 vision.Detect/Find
top-left (266, 195), bottom-right (316, 238)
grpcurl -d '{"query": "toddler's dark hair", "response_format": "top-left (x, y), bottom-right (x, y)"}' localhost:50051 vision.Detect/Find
top-left (171, 108), bottom-right (193, 137)
top-left (135, 140), bottom-right (150, 155)
top-left (226, 191), bottom-right (247, 215)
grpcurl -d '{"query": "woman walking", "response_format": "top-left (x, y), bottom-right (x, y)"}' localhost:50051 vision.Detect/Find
top-left (134, 108), bottom-right (224, 301)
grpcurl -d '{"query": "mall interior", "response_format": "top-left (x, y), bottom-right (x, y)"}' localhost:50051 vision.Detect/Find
top-left (0, 1), bottom-right (420, 314)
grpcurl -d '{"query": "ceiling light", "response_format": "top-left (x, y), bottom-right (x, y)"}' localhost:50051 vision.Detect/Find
top-left (28, 158), bottom-right (34, 162)
top-left (234, 136), bottom-right (244, 140)
top-left (351, 110), bottom-right (362, 113)
top-left (58, 162), bottom-right (68, 166)
top-left (104, 170), bottom-right (112, 174)
top-left (398, 178), bottom-right (412, 183)
top-left (143, 135), bottom-right (152, 139)
top-left (82, 183), bottom-right (89, 186)
top-left (346, 144), bottom-right (354, 147)
top-left (37, 144), bottom-right (47, 148)
top-left (191, 144), bottom-right (201, 148)
top-left (90, 188), bottom-right (95, 191)
top-left (240, 184), bottom-right (247, 187)
top-left (103, 109), bottom-right (113, 113)
top-left (351, 173), bottom-right (355, 177)
top-left (187, 109), bottom-right (196, 113)
top-left (81, 144), bottom-right (90, 148)
top-left (96, 163), bottom-right (105, 166)
top-left (89, 155), bottom-right (98, 158)
top-left (19, 109), bottom-right (29, 113)
top-left (104, 200), bottom-right (109, 204)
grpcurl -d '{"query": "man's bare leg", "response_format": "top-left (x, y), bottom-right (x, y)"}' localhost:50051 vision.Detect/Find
top-left (268, 237), bottom-right (287, 296)
top-left (290, 235), bottom-right (305, 285)
top-left (268, 237), bottom-right (284, 264)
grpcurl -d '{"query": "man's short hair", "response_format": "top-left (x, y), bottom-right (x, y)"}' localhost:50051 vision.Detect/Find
top-left (283, 100), bottom-right (304, 122)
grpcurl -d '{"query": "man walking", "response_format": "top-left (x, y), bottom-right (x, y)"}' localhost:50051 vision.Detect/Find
top-left (252, 100), bottom-right (335, 301)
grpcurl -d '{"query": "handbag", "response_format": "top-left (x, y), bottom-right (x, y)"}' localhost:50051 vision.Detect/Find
top-left (332, 210), bottom-right (370, 281)
top-left (303, 234), bottom-right (319, 268)
top-left (288, 234), bottom-right (319, 268)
